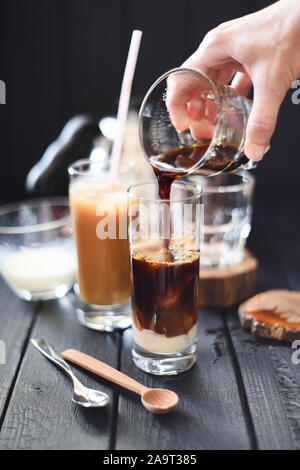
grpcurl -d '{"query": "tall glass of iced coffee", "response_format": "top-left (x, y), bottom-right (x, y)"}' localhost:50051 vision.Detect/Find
top-left (128, 181), bottom-right (202, 375)
top-left (69, 160), bottom-right (134, 331)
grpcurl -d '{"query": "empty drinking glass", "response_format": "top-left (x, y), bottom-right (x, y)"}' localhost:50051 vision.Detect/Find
top-left (188, 171), bottom-right (254, 267)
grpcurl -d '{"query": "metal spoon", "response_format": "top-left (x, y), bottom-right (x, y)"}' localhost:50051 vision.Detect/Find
top-left (31, 338), bottom-right (109, 408)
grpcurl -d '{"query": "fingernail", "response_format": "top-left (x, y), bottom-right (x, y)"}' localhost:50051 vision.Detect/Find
top-left (245, 142), bottom-right (266, 162)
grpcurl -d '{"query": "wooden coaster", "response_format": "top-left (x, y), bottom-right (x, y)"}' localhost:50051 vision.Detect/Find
top-left (238, 290), bottom-right (300, 343)
top-left (199, 250), bottom-right (257, 308)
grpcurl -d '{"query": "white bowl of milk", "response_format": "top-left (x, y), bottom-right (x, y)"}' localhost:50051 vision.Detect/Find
top-left (0, 198), bottom-right (76, 301)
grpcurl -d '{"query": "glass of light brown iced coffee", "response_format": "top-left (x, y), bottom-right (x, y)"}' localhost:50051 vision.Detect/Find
top-left (68, 160), bottom-right (134, 331)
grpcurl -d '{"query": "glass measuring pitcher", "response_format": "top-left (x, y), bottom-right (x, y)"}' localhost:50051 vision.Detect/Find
top-left (139, 67), bottom-right (268, 177)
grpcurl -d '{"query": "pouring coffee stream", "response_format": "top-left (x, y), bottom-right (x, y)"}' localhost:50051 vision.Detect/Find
top-left (149, 141), bottom-right (250, 254)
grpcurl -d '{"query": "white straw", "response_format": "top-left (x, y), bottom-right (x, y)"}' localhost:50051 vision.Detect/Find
top-left (109, 29), bottom-right (143, 184)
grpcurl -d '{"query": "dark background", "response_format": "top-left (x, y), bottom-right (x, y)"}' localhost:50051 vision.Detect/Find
top-left (0, 0), bottom-right (299, 204)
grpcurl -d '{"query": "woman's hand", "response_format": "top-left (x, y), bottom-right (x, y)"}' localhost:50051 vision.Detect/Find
top-left (167, 0), bottom-right (300, 161)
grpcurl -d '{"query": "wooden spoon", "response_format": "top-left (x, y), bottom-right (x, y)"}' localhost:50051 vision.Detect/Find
top-left (61, 349), bottom-right (179, 414)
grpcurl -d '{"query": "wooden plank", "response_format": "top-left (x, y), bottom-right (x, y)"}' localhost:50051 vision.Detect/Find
top-left (259, 198), bottom-right (300, 292)
top-left (131, 0), bottom-right (186, 95)
top-left (115, 309), bottom-right (253, 450)
top-left (3, 0), bottom-right (65, 201)
top-left (247, 196), bottom-right (289, 293)
top-left (225, 197), bottom-right (300, 450)
top-left (227, 309), bottom-right (300, 450)
top-left (0, 1), bottom-right (11, 202)
top-left (190, 0), bottom-right (251, 50)
top-left (66, 0), bottom-right (122, 117)
top-left (0, 278), bottom-right (37, 424)
top-left (0, 295), bottom-right (120, 450)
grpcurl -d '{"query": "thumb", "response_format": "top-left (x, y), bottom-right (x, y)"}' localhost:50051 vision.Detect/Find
top-left (245, 75), bottom-right (285, 161)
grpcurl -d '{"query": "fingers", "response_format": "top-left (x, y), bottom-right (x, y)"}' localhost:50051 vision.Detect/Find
top-left (245, 73), bottom-right (286, 161)
top-left (189, 118), bottom-right (215, 141)
top-left (187, 98), bottom-right (206, 120)
top-left (216, 68), bottom-right (236, 85)
top-left (167, 24), bottom-right (286, 164)
top-left (231, 72), bottom-right (252, 96)
top-left (166, 70), bottom-right (219, 135)
top-left (166, 73), bottom-right (200, 131)
top-left (188, 98), bottom-right (217, 140)
top-left (182, 28), bottom-right (230, 73)
top-left (166, 28), bottom-right (233, 132)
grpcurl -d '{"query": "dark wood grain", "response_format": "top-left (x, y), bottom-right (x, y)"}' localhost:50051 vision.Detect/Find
top-left (66, 0), bottom-right (122, 117)
top-left (2, 0), bottom-right (297, 202)
top-left (226, 310), bottom-right (300, 450)
top-left (246, 196), bottom-right (290, 294)
top-left (0, 295), bottom-right (120, 450)
top-left (3, 0), bottom-right (65, 198)
top-left (0, 278), bottom-right (37, 425)
top-left (224, 196), bottom-right (300, 450)
top-left (115, 309), bottom-right (253, 450)
top-left (260, 198), bottom-right (300, 292)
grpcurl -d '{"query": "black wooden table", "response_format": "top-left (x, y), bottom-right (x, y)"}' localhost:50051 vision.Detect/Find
top-left (0, 195), bottom-right (299, 450)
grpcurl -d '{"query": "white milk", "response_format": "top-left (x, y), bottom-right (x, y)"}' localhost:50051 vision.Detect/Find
top-left (1, 246), bottom-right (76, 292)
top-left (132, 323), bottom-right (197, 354)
